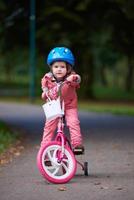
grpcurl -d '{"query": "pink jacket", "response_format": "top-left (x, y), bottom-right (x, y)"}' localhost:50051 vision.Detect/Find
top-left (41, 72), bottom-right (81, 110)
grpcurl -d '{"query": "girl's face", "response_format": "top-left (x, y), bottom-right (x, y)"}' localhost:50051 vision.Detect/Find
top-left (51, 61), bottom-right (67, 81)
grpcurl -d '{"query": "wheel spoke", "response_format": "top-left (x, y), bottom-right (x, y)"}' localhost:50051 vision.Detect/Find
top-left (53, 148), bottom-right (59, 158)
top-left (52, 166), bottom-right (60, 175)
top-left (47, 150), bottom-right (53, 162)
top-left (61, 162), bottom-right (68, 173)
top-left (62, 158), bottom-right (69, 163)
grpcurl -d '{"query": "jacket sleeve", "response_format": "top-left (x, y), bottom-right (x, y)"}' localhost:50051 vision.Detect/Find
top-left (41, 72), bottom-right (53, 89)
top-left (61, 79), bottom-right (79, 98)
top-left (41, 72), bottom-right (58, 100)
top-left (41, 75), bottom-right (49, 100)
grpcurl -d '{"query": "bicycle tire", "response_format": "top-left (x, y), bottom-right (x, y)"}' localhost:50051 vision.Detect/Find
top-left (37, 141), bottom-right (77, 184)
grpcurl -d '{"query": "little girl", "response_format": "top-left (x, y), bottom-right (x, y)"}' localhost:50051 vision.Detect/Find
top-left (41, 47), bottom-right (84, 154)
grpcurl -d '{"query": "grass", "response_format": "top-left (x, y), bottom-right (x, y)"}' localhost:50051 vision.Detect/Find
top-left (93, 85), bottom-right (134, 101)
top-left (0, 121), bottom-right (18, 154)
top-left (78, 101), bottom-right (134, 116)
top-left (78, 85), bottom-right (134, 116)
top-left (0, 97), bottom-right (133, 116)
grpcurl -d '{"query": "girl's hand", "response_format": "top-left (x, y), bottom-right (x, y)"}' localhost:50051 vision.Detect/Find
top-left (41, 91), bottom-right (46, 100)
top-left (41, 87), bottom-right (49, 100)
top-left (66, 74), bottom-right (81, 83)
top-left (66, 75), bottom-right (75, 82)
top-left (42, 88), bottom-right (58, 100)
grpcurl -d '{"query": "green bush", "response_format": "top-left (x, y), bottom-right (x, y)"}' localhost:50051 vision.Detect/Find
top-left (0, 122), bottom-right (17, 153)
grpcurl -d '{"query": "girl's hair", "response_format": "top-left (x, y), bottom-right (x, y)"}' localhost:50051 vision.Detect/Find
top-left (66, 63), bottom-right (72, 75)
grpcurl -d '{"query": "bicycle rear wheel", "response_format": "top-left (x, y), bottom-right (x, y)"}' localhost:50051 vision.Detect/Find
top-left (37, 141), bottom-right (77, 184)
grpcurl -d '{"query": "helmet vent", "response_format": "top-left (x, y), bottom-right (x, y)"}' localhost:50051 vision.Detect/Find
top-left (64, 48), bottom-right (68, 53)
top-left (47, 47), bottom-right (75, 66)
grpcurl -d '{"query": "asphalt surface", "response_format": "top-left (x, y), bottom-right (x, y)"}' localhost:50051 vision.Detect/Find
top-left (0, 102), bottom-right (134, 200)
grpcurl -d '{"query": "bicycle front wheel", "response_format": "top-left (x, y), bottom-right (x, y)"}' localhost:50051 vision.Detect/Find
top-left (37, 141), bottom-right (77, 184)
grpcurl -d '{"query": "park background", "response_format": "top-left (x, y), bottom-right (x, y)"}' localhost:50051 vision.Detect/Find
top-left (0, 0), bottom-right (134, 103)
top-left (0, 0), bottom-right (134, 164)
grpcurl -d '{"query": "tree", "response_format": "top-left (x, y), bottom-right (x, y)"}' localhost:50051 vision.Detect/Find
top-left (100, 0), bottom-right (134, 91)
top-left (1, 0), bottom-right (134, 98)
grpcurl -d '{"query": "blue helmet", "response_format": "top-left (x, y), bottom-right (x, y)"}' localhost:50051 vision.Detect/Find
top-left (47, 47), bottom-right (75, 67)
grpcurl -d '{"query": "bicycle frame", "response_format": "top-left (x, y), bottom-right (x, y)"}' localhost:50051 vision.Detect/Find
top-left (37, 117), bottom-right (88, 184)
top-left (55, 117), bottom-right (72, 163)
top-left (55, 117), bottom-right (85, 169)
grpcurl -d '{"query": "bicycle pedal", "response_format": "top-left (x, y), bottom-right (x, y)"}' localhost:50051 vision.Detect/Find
top-left (73, 149), bottom-right (84, 155)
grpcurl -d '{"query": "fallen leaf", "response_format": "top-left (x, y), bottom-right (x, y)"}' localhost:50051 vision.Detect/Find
top-left (35, 145), bottom-right (40, 149)
top-left (0, 159), bottom-right (8, 165)
top-left (58, 186), bottom-right (67, 191)
top-left (94, 182), bottom-right (101, 185)
top-left (14, 152), bottom-right (21, 156)
top-left (100, 186), bottom-right (109, 190)
top-left (116, 187), bottom-right (123, 190)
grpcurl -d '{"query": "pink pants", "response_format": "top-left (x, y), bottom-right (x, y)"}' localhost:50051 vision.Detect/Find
top-left (41, 108), bottom-right (83, 148)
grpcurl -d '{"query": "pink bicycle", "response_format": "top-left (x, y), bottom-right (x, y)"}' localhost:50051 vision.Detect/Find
top-left (37, 117), bottom-right (88, 184)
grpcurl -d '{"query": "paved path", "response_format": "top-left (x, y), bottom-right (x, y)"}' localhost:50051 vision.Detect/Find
top-left (0, 102), bottom-right (134, 200)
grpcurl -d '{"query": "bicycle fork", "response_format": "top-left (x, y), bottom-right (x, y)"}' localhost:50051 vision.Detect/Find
top-left (55, 130), bottom-right (65, 163)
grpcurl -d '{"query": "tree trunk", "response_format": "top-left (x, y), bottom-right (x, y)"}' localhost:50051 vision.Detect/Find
top-left (126, 56), bottom-right (134, 91)
top-left (80, 51), bottom-right (94, 99)
top-left (100, 64), bottom-right (107, 86)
